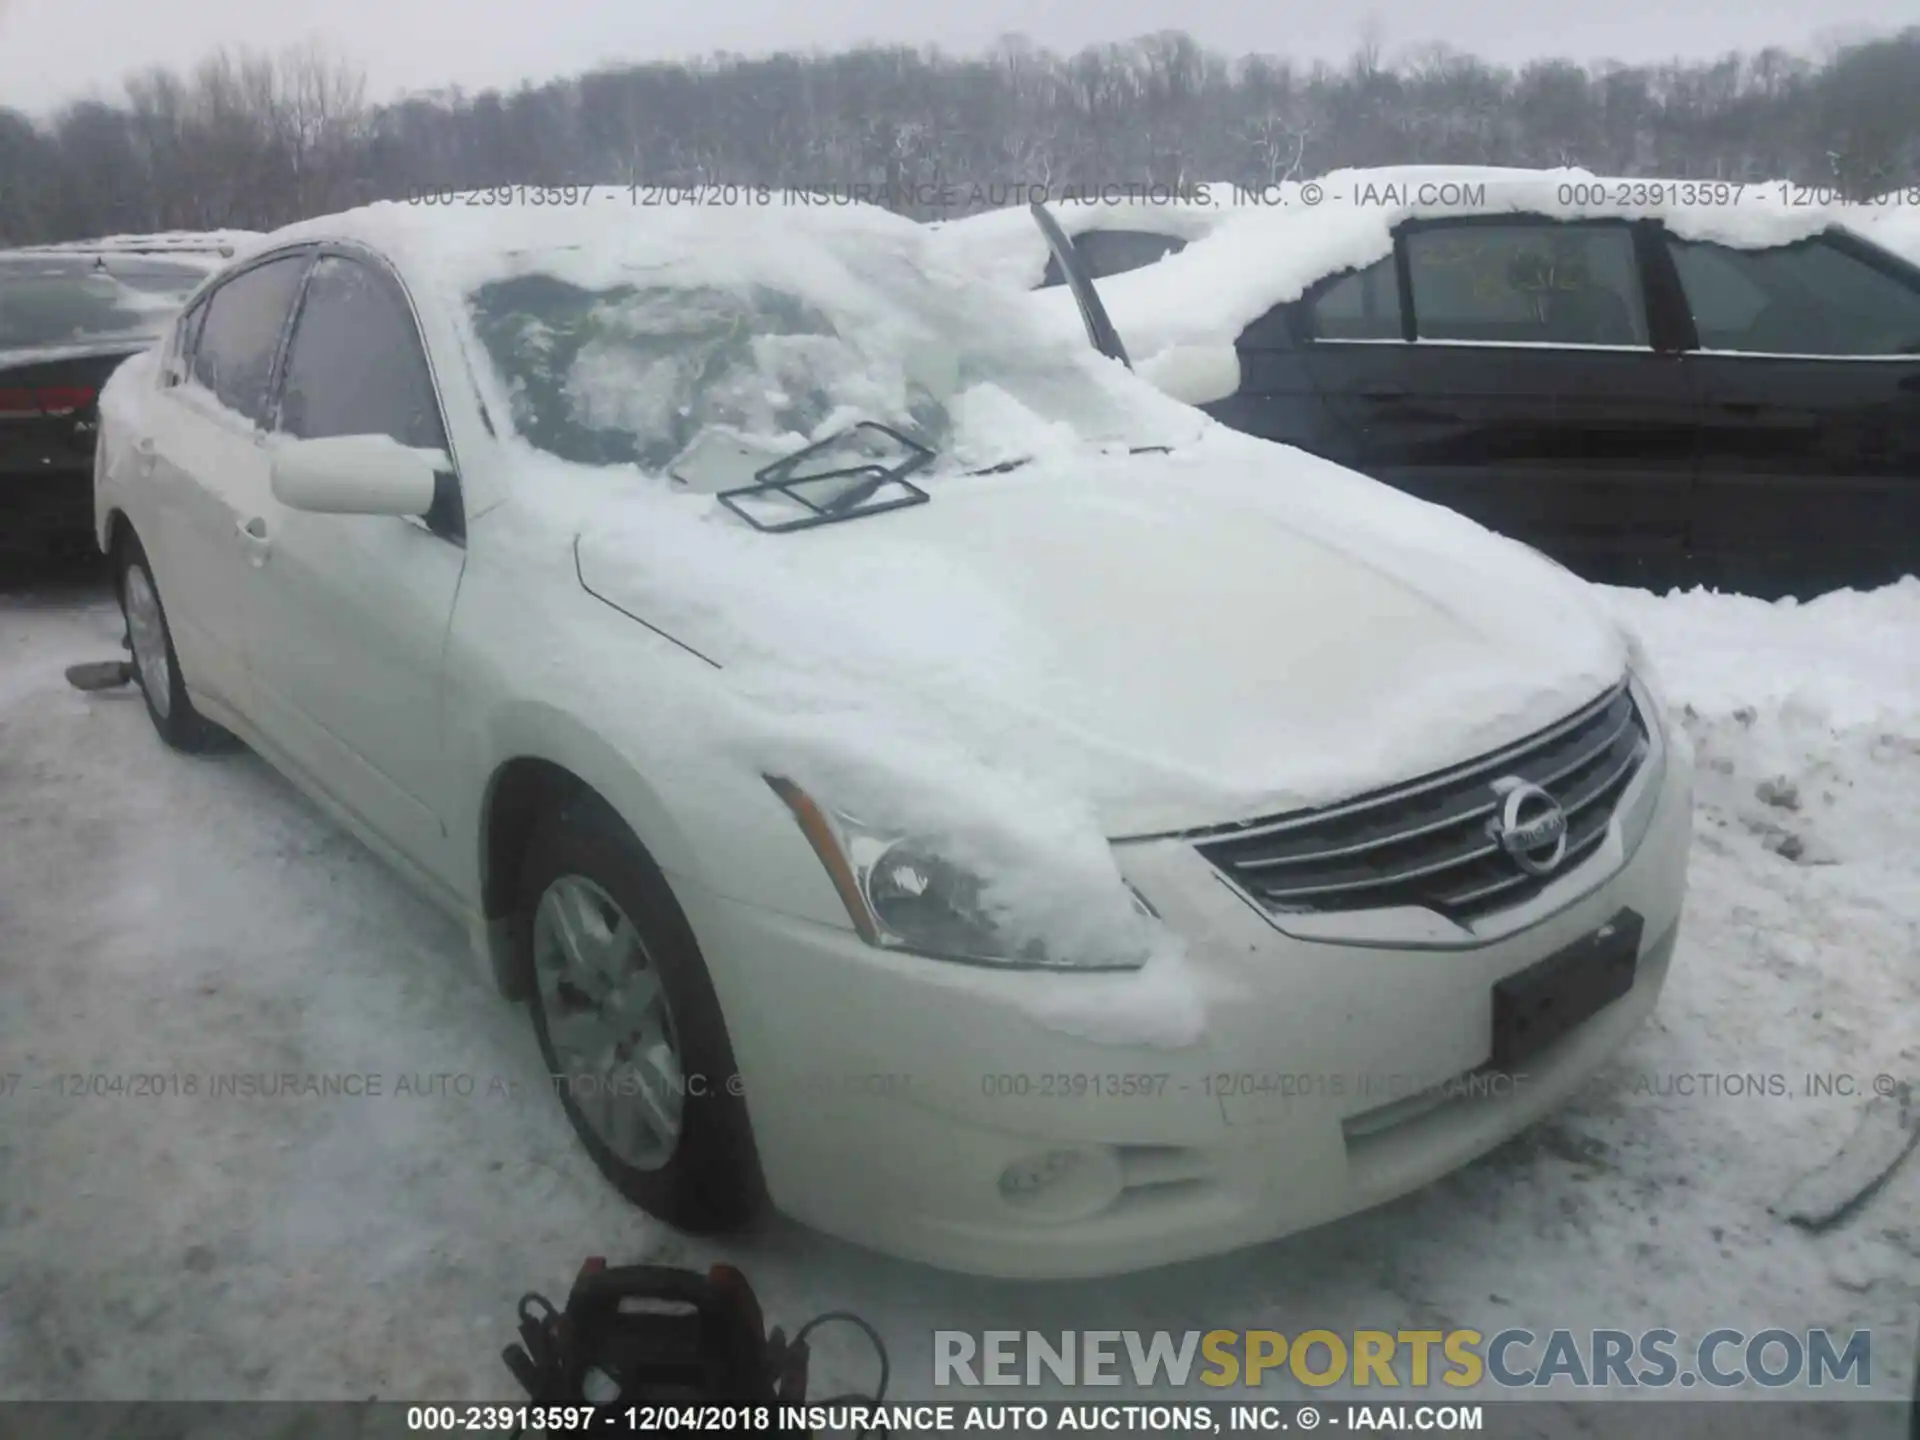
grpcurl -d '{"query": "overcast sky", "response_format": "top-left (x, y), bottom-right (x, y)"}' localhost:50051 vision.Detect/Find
top-left (0, 0), bottom-right (1903, 117)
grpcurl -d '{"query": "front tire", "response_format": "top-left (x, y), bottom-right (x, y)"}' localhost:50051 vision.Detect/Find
top-left (515, 794), bottom-right (765, 1232)
top-left (117, 533), bottom-right (229, 754)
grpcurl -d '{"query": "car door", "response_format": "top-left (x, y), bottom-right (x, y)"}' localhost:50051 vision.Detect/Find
top-left (1214, 251), bottom-right (1402, 462)
top-left (242, 248), bottom-right (469, 885)
top-left (141, 249), bottom-right (314, 715)
top-left (1297, 218), bottom-right (1698, 588)
top-left (1659, 229), bottom-right (1920, 597)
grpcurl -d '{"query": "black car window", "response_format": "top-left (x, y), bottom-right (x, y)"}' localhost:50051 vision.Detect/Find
top-left (1665, 234), bottom-right (1920, 356)
top-left (1038, 229), bottom-right (1189, 288)
top-left (190, 254), bottom-right (309, 423)
top-left (276, 255), bottom-right (447, 452)
top-left (1405, 222), bottom-right (1650, 347)
top-left (1308, 256), bottom-right (1403, 340)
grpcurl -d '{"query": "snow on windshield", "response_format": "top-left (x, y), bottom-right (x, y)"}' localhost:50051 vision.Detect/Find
top-left (463, 221), bottom-right (1182, 477)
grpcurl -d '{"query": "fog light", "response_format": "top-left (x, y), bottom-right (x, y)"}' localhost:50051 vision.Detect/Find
top-left (996, 1145), bottom-right (1124, 1221)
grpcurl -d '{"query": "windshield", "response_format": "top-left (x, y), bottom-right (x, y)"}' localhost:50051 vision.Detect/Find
top-left (466, 231), bottom-right (1170, 480)
top-left (0, 256), bottom-right (206, 352)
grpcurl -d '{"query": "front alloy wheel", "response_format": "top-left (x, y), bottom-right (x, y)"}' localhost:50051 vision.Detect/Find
top-left (531, 874), bottom-right (686, 1171)
top-left (516, 795), bottom-right (763, 1231)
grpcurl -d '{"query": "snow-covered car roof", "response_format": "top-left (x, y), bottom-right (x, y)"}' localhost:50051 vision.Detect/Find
top-left (261, 189), bottom-right (939, 279)
top-left (983, 166), bottom-right (1920, 362)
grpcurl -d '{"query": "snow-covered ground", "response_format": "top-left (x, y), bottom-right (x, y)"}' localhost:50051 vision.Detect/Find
top-left (0, 567), bottom-right (1915, 1407)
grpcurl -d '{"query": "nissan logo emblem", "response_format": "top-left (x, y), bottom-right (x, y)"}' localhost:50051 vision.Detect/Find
top-left (1488, 777), bottom-right (1569, 876)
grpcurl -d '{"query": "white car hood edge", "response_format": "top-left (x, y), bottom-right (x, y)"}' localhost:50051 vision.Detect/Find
top-left (572, 441), bottom-right (1628, 836)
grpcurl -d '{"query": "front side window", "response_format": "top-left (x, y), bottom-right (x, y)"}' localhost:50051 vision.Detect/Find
top-left (1666, 234), bottom-right (1920, 356)
top-left (190, 253), bottom-right (310, 423)
top-left (1307, 256), bottom-right (1403, 340)
top-left (277, 255), bottom-right (447, 451)
top-left (1405, 221), bottom-right (1649, 347)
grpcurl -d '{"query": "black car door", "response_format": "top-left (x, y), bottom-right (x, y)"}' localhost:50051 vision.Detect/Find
top-left (1292, 217), bottom-right (1698, 588)
top-left (1658, 228), bottom-right (1920, 597)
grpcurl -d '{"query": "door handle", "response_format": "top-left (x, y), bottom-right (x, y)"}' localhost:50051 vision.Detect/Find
top-left (237, 516), bottom-right (271, 566)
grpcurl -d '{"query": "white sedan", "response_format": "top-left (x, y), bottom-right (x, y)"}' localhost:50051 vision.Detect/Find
top-left (93, 193), bottom-right (1691, 1278)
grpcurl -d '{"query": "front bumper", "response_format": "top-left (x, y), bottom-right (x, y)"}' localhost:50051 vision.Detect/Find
top-left (678, 711), bottom-right (1693, 1279)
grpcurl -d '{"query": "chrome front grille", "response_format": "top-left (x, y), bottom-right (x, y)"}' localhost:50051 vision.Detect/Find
top-left (1195, 682), bottom-right (1649, 923)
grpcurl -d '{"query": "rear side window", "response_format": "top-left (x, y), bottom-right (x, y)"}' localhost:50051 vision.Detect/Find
top-left (190, 254), bottom-right (310, 423)
top-left (276, 255), bottom-right (447, 451)
top-left (1666, 235), bottom-right (1920, 356)
top-left (1405, 222), bottom-right (1650, 347)
top-left (1308, 257), bottom-right (1403, 340)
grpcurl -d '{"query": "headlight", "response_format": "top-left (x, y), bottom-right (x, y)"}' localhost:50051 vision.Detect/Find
top-left (769, 778), bottom-right (1151, 971)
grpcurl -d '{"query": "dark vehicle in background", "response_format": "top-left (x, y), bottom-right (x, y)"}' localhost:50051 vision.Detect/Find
top-left (1, 238), bottom-right (237, 562)
top-left (1009, 197), bottom-right (1920, 599)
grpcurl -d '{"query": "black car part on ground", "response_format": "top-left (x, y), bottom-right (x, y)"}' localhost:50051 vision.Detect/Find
top-left (502, 1258), bottom-right (888, 1436)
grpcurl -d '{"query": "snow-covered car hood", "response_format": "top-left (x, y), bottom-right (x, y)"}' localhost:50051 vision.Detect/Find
top-left (570, 430), bottom-right (1627, 835)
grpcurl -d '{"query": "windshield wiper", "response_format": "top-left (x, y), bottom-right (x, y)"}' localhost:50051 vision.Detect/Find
top-left (716, 421), bottom-right (936, 533)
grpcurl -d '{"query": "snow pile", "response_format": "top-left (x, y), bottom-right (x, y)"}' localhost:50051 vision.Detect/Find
top-left (1607, 577), bottom-right (1920, 872)
top-left (1606, 579), bottom-right (1920, 732)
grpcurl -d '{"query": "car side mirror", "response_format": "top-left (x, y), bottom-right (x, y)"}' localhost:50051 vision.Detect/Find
top-left (1135, 344), bottom-right (1242, 407)
top-left (270, 434), bottom-right (443, 517)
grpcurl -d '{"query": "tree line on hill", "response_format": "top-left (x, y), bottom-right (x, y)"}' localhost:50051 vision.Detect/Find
top-left (1, 26), bottom-right (1917, 244)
